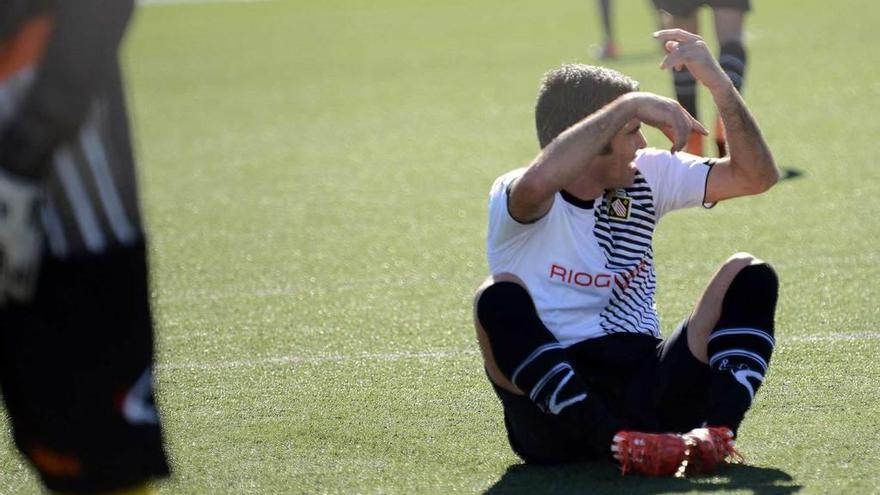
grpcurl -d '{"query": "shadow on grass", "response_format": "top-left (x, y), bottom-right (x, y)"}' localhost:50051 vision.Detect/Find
top-left (779, 167), bottom-right (805, 182)
top-left (484, 462), bottom-right (801, 495)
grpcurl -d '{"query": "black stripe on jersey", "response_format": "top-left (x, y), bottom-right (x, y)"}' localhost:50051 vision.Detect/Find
top-left (628, 210), bottom-right (656, 225)
top-left (594, 222), bottom-right (654, 244)
top-left (597, 225), bottom-right (654, 245)
top-left (630, 202), bottom-right (656, 215)
top-left (594, 171), bottom-right (662, 337)
top-left (602, 304), bottom-right (641, 332)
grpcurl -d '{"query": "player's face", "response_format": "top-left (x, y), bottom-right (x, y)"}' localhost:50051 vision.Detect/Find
top-left (603, 119), bottom-right (647, 188)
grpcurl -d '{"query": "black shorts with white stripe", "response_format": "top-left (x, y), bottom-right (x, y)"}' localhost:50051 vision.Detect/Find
top-left (0, 242), bottom-right (170, 493)
top-left (491, 320), bottom-right (710, 464)
top-left (41, 77), bottom-right (145, 260)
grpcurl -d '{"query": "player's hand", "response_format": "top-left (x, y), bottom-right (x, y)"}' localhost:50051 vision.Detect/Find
top-left (654, 29), bottom-right (730, 93)
top-left (623, 92), bottom-right (707, 153)
top-left (0, 167), bottom-right (43, 306)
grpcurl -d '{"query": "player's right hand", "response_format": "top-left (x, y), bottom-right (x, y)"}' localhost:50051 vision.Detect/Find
top-left (622, 92), bottom-right (707, 153)
top-left (0, 167), bottom-right (44, 306)
top-left (654, 29), bottom-right (731, 94)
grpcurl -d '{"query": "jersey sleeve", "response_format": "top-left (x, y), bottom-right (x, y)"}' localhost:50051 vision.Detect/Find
top-left (486, 168), bottom-right (543, 253)
top-left (635, 148), bottom-right (715, 219)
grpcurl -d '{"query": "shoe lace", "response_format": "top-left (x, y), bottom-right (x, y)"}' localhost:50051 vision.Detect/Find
top-left (615, 433), bottom-right (686, 477)
top-left (708, 427), bottom-right (745, 464)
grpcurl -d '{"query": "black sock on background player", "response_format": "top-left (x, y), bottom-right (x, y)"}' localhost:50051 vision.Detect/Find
top-left (719, 41), bottom-right (747, 94)
top-left (674, 68), bottom-right (698, 121)
top-left (476, 281), bottom-right (619, 451)
top-left (706, 263), bottom-right (778, 432)
top-left (715, 40), bottom-right (747, 155)
top-left (673, 68), bottom-right (701, 154)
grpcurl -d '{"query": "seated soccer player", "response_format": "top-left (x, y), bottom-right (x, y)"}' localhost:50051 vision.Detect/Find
top-left (474, 29), bottom-right (779, 476)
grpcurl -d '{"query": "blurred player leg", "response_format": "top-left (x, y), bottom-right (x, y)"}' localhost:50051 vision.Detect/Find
top-left (712, 6), bottom-right (748, 156)
top-left (666, 12), bottom-right (702, 155)
top-left (0, 245), bottom-right (170, 494)
top-left (596, 0), bottom-right (619, 59)
top-left (0, 3), bottom-right (170, 492)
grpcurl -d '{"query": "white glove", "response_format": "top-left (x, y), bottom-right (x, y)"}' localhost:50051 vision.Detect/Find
top-left (0, 167), bottom-right (43, 306)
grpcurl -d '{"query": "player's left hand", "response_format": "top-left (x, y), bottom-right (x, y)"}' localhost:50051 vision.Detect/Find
top-left (0, 167), bottom-right (44, 306)
top-left (653, 29), bottom-right (731, 93)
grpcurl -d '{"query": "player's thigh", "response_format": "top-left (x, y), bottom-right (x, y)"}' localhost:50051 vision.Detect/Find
top-left (711, 5), bottom-right (748, 43)
top-left (686, 252), bottom-right (761, 363)
top-left (652, 0), bottom-right (704, 18)
top-left (0, 244), bottom-right (169, 493)
top-left (707, 0), bottom-right (751, 14)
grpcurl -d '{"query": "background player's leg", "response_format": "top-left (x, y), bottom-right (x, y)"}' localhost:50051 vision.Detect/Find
top-left (666, 12), bottom-right (702, 154)
top-left (595, 0), bottom-right (618, 59)
top-left (474, 274), bottom-right (619, 454)
top-left (712, 7), bottom-right (748, 155)
top-left (686, 253), bottom-right (778, 433)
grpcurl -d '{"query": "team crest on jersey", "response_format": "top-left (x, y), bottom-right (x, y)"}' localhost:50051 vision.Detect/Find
top-left (607, 194), bottom-right (631, 220)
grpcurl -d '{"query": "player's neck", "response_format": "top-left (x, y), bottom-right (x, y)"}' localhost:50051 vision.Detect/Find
top-left (563, 174), bottom-right (605, 203)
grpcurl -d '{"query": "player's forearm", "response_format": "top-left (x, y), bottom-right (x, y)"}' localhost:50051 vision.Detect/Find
top-left (521, 96), bottom-right (635, 198)
top-left (711, 84), bottom-right (779, 193)
top-left (0, 0), bottom-right (134, 179)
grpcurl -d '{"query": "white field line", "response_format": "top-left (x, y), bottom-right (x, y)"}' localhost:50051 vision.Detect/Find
top-left (157, 332), bottom-right (880, 372)
top-left (157, 251), bottom-right (880, 303)
top-left (138, 0), bottom-right (273, 6)
top-left (159, 349), bottom-right (479, 371)
top-left (159, 272), bottom-right (460, 303)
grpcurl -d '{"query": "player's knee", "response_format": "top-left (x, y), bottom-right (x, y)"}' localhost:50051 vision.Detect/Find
top-left (474, 274), bottom-right (534, 337)
top-left (717, 252), bottom-right (758, 278)
top-left (722, 252), bottom-right (776, 284)
top-left (718, 255), bottom-right (779, 333)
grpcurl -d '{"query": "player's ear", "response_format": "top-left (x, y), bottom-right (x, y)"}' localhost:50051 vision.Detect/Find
top-left (600, 143), bottom-right (613, 155)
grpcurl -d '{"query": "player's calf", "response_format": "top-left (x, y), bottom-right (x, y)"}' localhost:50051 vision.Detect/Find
top-left (706, 261), bottom-right (778, 432)
top-left (474, 277), bottom-right (619, 453)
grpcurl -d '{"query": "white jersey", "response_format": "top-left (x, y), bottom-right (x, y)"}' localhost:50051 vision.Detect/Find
top-left (486, 148), bottom-right (714, 347)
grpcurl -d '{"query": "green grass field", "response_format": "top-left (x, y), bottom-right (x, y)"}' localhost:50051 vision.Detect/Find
top-left (2, 0), bottom-right (879, 493)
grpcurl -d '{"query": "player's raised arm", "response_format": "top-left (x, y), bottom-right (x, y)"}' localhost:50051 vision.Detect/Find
top-left (510, 91), bottom-right (706, 223)
top-left (654, 29), bottom-right (779, 203)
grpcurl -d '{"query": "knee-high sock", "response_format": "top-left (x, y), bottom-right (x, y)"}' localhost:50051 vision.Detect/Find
top-left (673, 68), bottom-right (698, 120)
top-left (719, 41), bottom-right (747, 93)
top-left (706, 263), bottom-right (778, 432)
top-left (477, 281), bottom-right (619, 450)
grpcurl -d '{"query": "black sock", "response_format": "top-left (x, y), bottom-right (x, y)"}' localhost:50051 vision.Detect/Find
top-left (476, 281), bottom-right (619, 451)
top-left (719, 41), bottom-right (747, 93)
top-left (673, 68), bottom-right (698, 119)
top-left (706, 263), bottom-right (778, 432)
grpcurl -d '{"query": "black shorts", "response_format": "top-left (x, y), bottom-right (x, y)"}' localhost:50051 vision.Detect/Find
top-left (492, 321), bottom-right (710, 464)
top-left (652, 0), bottom-right (751, 16)
top-left (0, 244), bottom-right (170, 493)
